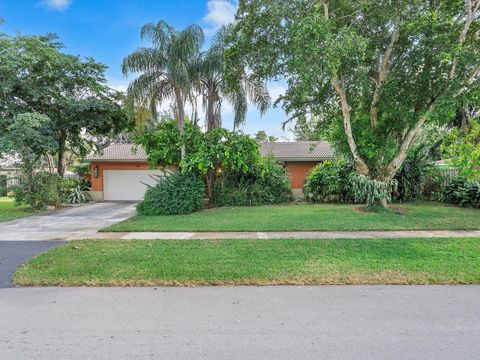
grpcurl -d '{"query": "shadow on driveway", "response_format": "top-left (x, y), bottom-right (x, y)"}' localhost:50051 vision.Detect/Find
top-left (0, 241), bottom-right (63, 288)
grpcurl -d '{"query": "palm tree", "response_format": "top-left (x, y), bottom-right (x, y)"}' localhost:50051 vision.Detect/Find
top-left (122, 20), bottom-right (203, 159)
top-left (198, 25), bottom-right (271, 131)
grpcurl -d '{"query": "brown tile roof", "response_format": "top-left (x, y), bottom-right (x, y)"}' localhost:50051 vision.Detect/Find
top-left (260, 141), bottom-right (334, 161)
top-left (86, 141), bottom-right (334, 162)
top-left (85, 144), bottom-right (147, 162)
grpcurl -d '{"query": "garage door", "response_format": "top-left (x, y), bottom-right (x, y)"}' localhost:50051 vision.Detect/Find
top-left (103, 170), bottom-right (165, 201)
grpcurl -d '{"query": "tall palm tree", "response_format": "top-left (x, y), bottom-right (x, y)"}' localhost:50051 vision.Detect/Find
top-left (198, 25), bottom-right (271, 131)
top-left (122, 20), bottom-right (203, 159)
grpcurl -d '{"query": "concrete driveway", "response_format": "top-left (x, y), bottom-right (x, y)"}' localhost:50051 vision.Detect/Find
top-left (0, 202), bottom-right (135, 241)
top-left (1, 285), bottom-right (479, 359)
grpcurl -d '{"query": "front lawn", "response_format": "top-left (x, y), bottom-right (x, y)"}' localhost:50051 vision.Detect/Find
top-left (103, 202), bottom-right (480, 232)
top-left (0, 197), bottom-right (30, 222)
top-left (13, 237), bottom-right (480, 286)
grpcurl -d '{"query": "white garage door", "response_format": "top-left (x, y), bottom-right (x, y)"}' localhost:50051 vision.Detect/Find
top-left (103, 170), bottom-right (165, 201)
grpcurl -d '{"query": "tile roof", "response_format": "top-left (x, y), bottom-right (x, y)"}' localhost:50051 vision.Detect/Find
top-left (85, 144), bottom-right (147, 161)
top-left (86, 141), bottom-right (334, 162)
top-left (260, 141), bottom-right (334, 161)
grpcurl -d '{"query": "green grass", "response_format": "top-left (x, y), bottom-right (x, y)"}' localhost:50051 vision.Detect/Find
top-left (13, 237), bottom-right (480, 286)
top-left (0, 197), bottom-right (30, 222)
top-left (103, 202), bottom-right (480, 232)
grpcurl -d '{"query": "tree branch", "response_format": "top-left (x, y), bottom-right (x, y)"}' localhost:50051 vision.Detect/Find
top-left (331, 77), bottom-right (370, 175)
top-left (323, 0), bottom-right (368, 175)
top-left (370, 16), bottom-right (400, 128)
top-left (382, 102), bottom-right (435, 180)
top-left (454, 64), bottom-right (480, 97)
top-left (322, 0), bottom-right (329, 20)
top-left (449, 0), bottom-right (479, 80)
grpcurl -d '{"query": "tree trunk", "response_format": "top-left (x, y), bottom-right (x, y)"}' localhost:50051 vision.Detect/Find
top-left (460, 106), bottom-right (470, 133)
top-left (205, 169), bottom-right (215, 202)
top-left (57, 134), bottom-right (67, 177)
top-left (206, 95), bottom-right (216, 131)
top-left (46, 153), bottom-right (56, 173)
top-left (175, 88), bottom-right (186, 160)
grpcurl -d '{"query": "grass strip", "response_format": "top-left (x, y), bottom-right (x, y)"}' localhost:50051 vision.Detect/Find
top-left (14, 237), bottom-right (480, 286)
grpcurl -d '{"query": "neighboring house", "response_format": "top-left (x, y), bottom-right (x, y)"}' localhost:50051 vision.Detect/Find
top-left (85, 141), bottom-right (333, 201)
top-left (0, 155), bottom-right (21, 190)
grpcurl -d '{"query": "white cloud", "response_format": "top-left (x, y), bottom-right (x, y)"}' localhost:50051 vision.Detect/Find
top-left (202, 0), bottom-right (237, 35)
top-left (268, 85), bottom-right (287, 102)
top-left (107, 78), bottom-right (129, 93)
top-left (42, 0), bottom-right (71, 10)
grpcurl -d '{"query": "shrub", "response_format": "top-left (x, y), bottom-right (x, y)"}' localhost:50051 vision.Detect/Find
top-left (442, 121), bottom-right (480, 180)
top-left (137, 172), bottom-right (205, 215)
top-left (303, 160), bottom-right (355, 203)
top-left (393, 155), bottom-right (431, 202)
top-left (12, 172), bottom-right (63, 210)
top-left (70, 163), bottom-right (91, 183)
top-left (349, 173), bottom-right (398, 206)
top-left (423, 168), bottom-right (452, 201)
top-left (211, 157), bottom-right (291, 206)
top-left (64, 185), bottom-right (92, 204)
top-left (441, 177), bottom-right (480, 208)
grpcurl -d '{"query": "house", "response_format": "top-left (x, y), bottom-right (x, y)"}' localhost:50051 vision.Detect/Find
top-left (85, 141), bottom-right (333, 201)
top-left (0, 155), bottom-right (21, 191)
top-left (260, 141), bottom-right (334, 198)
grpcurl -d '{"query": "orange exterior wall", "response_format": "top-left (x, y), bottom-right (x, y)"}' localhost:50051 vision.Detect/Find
top-left (90, 162), bottom-right (150, 191)
top-left (90, 160), bottom-right (320, 192)
top-left (285, 162), bottom-right (319, 189)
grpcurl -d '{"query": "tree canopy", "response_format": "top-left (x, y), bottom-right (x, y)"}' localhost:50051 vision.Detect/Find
top-left (226, 0), bottom-right (480, 194)
top-left (198, 25), bottom-right (270, 130)
top-left (0, 33), bottom-right (130, 176)
top-left (122, 21), bottom-right (204, 159)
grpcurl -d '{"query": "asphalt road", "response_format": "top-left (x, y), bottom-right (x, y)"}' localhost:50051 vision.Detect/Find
top-left (0, 241), bottom-right (62, 288)
top-left (1, 286), bottom-right (479, 359)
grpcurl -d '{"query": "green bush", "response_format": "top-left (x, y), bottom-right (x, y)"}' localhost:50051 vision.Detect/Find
top-left (137, 172), bottom-right (205, 215)
top-left (212, 157), bottom-right (291, 206)
top-left (60, 178), bottom-right (81, 192)
top-left (303, 160), bottom-right (355, 203)
top-left (393, 147), bottom-right (432, 202)
top-left (64, 184), bottom-right (92, 204)
top-left (423, 169), bottom-right (452, 201)
top-left (305, 155), bottom-right (431, 204)
top-left (441, 177), bottom-right (480, 208)
top-left (70, 163), bottom-right (91, 185)
top-left (12, 172), bottom-right (63, 210)
top-left (348, 173), bottom-right (398, 206)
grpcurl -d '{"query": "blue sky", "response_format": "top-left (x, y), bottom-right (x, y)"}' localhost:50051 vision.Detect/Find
top-left (0, 0), bottom-right (292, 139)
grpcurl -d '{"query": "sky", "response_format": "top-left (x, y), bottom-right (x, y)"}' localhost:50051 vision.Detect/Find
top-left (0, 0), bottom-right (292, 139)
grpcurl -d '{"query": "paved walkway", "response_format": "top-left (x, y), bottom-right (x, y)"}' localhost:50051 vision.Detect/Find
top-left (114, 229), bottom-right (480, 240)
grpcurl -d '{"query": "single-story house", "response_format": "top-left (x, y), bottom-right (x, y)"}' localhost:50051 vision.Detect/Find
top-left (85, 141), bottom-right (333, 201)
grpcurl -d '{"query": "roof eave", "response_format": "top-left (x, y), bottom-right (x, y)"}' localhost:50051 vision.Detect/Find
top-left (84, 159), bottom-right (148, 163)
top-left (276, 157), bottom-right (332, 162)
